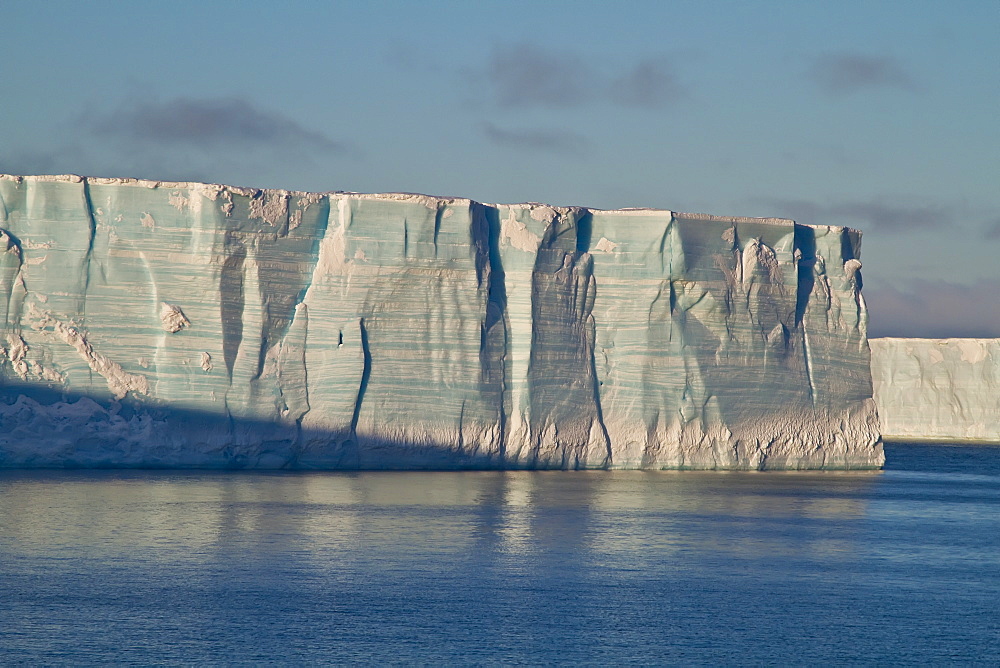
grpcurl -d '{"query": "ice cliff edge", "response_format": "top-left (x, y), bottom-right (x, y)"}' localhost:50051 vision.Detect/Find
top-left (0, 174), bottom-right (883, 469)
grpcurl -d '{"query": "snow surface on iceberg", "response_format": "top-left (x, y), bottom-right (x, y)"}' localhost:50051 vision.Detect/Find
top-left (871, 338), bottom-right (1000, 443)
top-left (0, 175), bottom-right (883, 469)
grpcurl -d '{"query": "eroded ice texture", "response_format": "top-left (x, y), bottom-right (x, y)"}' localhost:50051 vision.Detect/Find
top-left (871, 338), bottom-right (1000, 443)
top-left (0, 175), bottom-right (883, 469)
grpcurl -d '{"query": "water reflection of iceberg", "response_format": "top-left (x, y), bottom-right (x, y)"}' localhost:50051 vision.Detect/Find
top-left (0, 470), bottom-right (880, 570)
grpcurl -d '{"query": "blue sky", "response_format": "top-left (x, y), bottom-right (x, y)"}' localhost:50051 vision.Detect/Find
top-left (3, 0), bottom-right (998, 337)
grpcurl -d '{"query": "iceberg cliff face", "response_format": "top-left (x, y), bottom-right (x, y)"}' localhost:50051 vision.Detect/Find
top-left (0, 175), bottom-right (883, 469)
top-left (871, 338), bottom-right (1000, 443)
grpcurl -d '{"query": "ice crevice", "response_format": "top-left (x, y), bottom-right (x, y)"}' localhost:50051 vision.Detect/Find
top-left (80, 179), bottom-right (98, 320)
top-left (0, 174), bottom-right (884, 469)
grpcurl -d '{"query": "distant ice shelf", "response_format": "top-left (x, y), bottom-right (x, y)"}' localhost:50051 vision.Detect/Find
top-left (0, 174), bottom-right (884, 469)
top-left (871, 338), bottom-right (1000, 443)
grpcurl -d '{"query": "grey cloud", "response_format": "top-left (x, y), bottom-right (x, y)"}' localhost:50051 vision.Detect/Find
top-left (0, 145), bottom-right (89, 176)
top-left (807, 53), bottom-right (917, 94)
top-left (83, 97), bottom-right (348, 152)
top-left (748, 197), bottom-right (826, 224)
top-left (487, 43), bottom-right (590, 108)
top-left (750, 196), bottom-right (950, 230)
top-left (866, 279), bottom-right (1000, 338)
top-left (610, 58), bottom-right (685, 108)
top-left (831, 201), bottom-right (948, 230)
top-left (482, 43), bottom-right (682, 109)
top-left (481, 122), bottom-right (589, 154)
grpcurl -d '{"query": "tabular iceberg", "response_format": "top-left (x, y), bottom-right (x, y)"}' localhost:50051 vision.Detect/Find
top-left (871, 338), bottom-right (1000, 443)
top-left (0, 175), bottom-right (883, 469)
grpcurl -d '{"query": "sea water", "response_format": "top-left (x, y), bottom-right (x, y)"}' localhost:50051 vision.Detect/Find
top-left (1, 444), bottom-right (998, 664)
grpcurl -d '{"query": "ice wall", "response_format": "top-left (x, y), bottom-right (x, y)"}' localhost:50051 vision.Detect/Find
top-left (871, 338), bottom-right (1000, 443)
top-left (0, 174), bottom-right (883, 469)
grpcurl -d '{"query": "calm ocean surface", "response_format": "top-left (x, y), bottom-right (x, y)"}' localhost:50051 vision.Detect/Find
top-left (1, 444), bottom-right (998, 665)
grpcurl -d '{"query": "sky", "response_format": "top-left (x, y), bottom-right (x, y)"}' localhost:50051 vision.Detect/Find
top-left (2, 0), bottom-right (998, 338)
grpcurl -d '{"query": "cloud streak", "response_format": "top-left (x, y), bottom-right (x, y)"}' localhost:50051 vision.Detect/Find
top-left (807, 52), bottom-right (917, 94)
top-left (984, 218), bottom-right (1000, 240)
top-left (83, 97), bottom-right (348, 152)
top-left (832, 201), bottom-right (948, 230)
top-left (866, 279), bottom-right (1000, 338)
top-left (0, 96), bottom-right (357, 185)
top-left (750, 196), bottom-right (951, 231)
top-left (0, 141), bottom-right (218, 185)
top-left (481, 122), bottom-right (589, 154)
